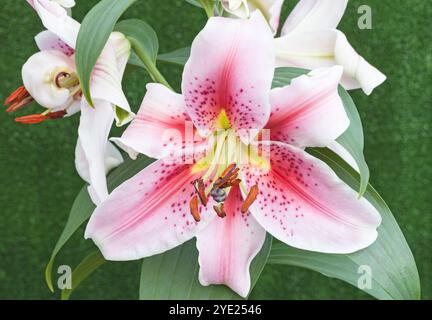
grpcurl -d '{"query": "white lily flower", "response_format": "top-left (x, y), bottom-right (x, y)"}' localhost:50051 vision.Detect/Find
top-left (275, 0), bottom-right (386, 95)
top-left (7, 0), bottom-right (133, 204)
top-left (221, 0), bottom-right (285, 33)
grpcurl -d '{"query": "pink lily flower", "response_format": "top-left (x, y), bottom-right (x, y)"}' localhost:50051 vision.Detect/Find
top-left (85, 13), bottom-right (381, 297)
top-left (5, 0), bottom-right (133, 204)
top-left (274, 0), bottom-right (386, 95)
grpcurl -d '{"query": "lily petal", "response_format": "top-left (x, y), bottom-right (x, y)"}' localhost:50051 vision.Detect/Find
top-left (196, 186), bottom-right (266, 298)
top-left (222, 0), bottom-right (250, 19)
top-left (275, 29), bottom-right (386, 95)
top-left (281, 0), bottom-right (348, 35)
top-left (35, 30), bottom-right (74, 56)
top-left (22, 50), bottom-right (75, 110)
top-left (90, 34), bottom-right (133, 126)
top-left (266, 66), bottom-right (349, 148)
top-left (182, 12), bottom-right (274, 139)
top-left (243, 142), bottom-right (381, 254)
top-left (85, 158), bottom-right (216, 261)
top-left (112, 83), bottom-right (195, 160)
top-left (31, 0), bottom-right (80, 49)
top-left (75, 139), bottom-right (124, 188)
top-left (78, 100), bottom-right (115, 205)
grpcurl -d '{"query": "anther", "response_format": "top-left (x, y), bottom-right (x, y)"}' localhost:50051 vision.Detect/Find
top-left (189, 195), bottom-right (201, 222)
top-left (193, 179), bottom-right (208, 206)
top-left (15, 114), bottom-right (47, 124)
top-left (241, 184), bottom-right (259, 214)
top-left (4, 86), bottom-right (34, 112)
top-left (213, 203), bottom-right (226, 218)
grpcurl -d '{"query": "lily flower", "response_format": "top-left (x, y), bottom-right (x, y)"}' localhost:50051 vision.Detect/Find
top-left (274, 0), bottom-right (386, 95)
top-left (85, 12), bottom-right (381, 297)
top-left (4, 0), bottom-right (133, 204)
top-left (221, 0), bottom-right (284, 32)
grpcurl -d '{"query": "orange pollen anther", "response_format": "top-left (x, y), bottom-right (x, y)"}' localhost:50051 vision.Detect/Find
top-left (189, 195), bottom-right (201, 222)
top-left (4, 86), bottom-right (34, 113)
top-left (15, 114), bottom-right (47, 124)
top-left (193, 179), bottom-right (208, 206)
top-left (15, 110), bottom-right (67, 125)
top-left (241, 184), bottom-right (259, 214)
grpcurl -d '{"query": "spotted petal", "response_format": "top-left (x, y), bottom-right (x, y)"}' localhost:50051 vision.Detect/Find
top-left (35, 30), bottom-right (75, 56)
top-left (182, 12), bottom-right (274, 140)
top-left (243, 142), bottom-right (381, 254)
top-left (196, 186), bottom-right (266, 298)
top-left (266, 66), bottom-right (349, 148)
top-left (112, 83), bottom-right (199, 160)
top-left (85, 157), bottom-right (216, 261)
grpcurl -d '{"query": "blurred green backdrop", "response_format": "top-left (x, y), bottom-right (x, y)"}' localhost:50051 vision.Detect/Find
top-left (0, 0), bottom-right (430, 300)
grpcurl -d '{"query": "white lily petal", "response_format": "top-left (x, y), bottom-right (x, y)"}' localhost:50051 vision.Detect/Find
top-left (222, 0), bottom-right (250, 18)
top-left (78, 100), bottom-right (115, 204)
top-left (22, 50), bottom-right (76, 110)
top-left (35, 30), bottom-right (74, 56)
top-left (281, 0), bottom-right (348, 35)
top-left (275, 29), bottom-right (386, 95)
top-left (53, 0), bottom-right (75, 8)
top-left (75, 139), bottom-right (124, 184)
top-left (90, 34), bottom-right (133, 126)
top-left (31, 0), bottom-right (80, 48)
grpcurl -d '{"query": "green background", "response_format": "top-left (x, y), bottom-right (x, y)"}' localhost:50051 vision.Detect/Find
top-left (0, 0), bottom-right (430, 299)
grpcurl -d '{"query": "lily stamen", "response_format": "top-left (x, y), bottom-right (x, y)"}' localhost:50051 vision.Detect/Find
top-left (189, 195), bottom-right (201, 222)
top-left (241, 184), bottom-right (259, 214)
top-left (193, 178), bottom-right (208, 206)
top-left (4, 86), bottom-right (34, 112)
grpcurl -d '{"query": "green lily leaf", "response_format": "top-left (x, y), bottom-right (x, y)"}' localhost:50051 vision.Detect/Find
top-left (45, 156), bottom-right (154, 292)
top-left (61, 251), bottom-right (106, 300)
top-left (139, 235), bottom-right (272, 299)
top-left (115, 18), bottom-right (171, 89)
top-left (76, 0), bottom-right (137, 106)
top-left (272, 67), bottom-right (370, 196)
top-left (158, 47), bottom-right (191, 66)
top-left (268, 147), bottom-right (420, 300)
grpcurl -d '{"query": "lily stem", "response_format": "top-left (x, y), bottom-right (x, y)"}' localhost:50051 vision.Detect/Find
top-left (199, 0), bottom-right (214, 18)
top-left (129, 38), bottom-right (173, 91)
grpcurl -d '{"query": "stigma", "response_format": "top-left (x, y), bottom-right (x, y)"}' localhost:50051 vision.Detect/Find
top-left (188, 162), bottom-right (259, 221)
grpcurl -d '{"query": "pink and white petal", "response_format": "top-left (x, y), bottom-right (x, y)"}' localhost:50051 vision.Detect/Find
top-left (275, 30), bottom-right (386, 95)
top-left (111, 83), bottom-right (195, 160)
top-left (328, 141), bottom-right (359, 172)
top-left (242, 142), bottom-right (381, 254)
top-left (85, 157), bottom-right (216, 261)
top-left (35, 30), bottom-right (74, 56)
top-left (281, 0), bottom-right (347, 35)
top-left (196, 186), bottom-right (266, 298)
top-left (182, 12), bottom-right (274, 138)
top-left (31, 0), bottom-right (80, 49)
top-left (266, 66), bottom-right (349, 148)
top-left (90, 40), bottom-right (133, 126)
top-left (78, 100), bottom-right (115, 205)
